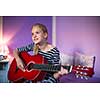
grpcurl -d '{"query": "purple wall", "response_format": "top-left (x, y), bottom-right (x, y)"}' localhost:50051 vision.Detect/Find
top-left (3, 16), bottom-right (52, 53)
top-left (56, 16), bottom-right (100, 78)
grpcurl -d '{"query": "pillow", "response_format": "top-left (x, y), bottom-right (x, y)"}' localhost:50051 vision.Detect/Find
top-left (60, 53), bottom-right (74, 65)
top-left (74, 52), bottom-right (95, 68)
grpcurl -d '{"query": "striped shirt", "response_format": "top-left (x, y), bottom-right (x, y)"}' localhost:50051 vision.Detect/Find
top-left (17, 43), bottom-right (60, 83)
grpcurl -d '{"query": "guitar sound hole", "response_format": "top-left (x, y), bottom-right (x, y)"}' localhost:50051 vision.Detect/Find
top-left (27, 63), bottom-right (34, 70)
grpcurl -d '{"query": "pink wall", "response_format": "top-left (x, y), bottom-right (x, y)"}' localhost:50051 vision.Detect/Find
top-left (56, 16), bottom-right (100, 77)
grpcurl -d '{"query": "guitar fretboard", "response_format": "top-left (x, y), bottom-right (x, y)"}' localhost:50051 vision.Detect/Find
top-left (26, 63), bottom-right (71, 72)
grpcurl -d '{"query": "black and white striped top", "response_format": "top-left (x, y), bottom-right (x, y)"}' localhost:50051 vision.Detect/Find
top-left (17, 43), bottom-right (60, 65)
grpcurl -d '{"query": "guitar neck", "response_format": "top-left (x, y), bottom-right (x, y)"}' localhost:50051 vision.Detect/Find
top-left (27, 63), bottom-right (72, 72)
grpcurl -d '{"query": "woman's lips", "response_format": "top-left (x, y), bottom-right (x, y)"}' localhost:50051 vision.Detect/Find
top-left (34, 38), bottom-right (38, 41)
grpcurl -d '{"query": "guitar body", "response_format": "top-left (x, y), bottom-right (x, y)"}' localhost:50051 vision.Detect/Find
top-left (8, 51), bottom-right (47, 83)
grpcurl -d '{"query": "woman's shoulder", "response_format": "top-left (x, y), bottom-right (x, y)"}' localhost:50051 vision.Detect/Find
top-left (47, 44), bottom-right (55, 49)
top-left (47, 44), bottom-right (59, 52)
top-left (17, 43), bottom-right (34, 52)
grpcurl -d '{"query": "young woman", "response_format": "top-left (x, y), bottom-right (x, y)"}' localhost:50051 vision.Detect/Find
top-left (13, 23), bottom-right (68, 83)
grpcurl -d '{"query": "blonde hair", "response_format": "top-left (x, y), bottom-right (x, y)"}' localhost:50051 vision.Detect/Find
top-left (32, 23), bottom-right (48, 55)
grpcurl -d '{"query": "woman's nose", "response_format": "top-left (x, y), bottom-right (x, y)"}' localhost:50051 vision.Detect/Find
top-left (33, 34), bottom-right (37, 38)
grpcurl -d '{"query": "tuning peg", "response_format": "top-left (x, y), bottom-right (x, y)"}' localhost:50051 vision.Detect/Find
top-left (84, 76), bottom-right (88, 80)
top-left (76, 67), bottom-right (79, 69)
top-left (85, 68), bottom-right (88, 70)
top-left (76, 71), bottom-right (79, 74)
top-left (78, 65), bottom-right (81, 67)
top-left (84, 72), bottom-right (87, 76)
top-left (80, 75), bottom-right (84, 79)
top-left (80, 72), bottom-right (83, 74)
top-left (76, 74), bottom-right (79, 78)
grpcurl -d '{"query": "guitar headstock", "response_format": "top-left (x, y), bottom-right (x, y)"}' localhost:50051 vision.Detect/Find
top-left (73, 65), bottom-right (94, 80)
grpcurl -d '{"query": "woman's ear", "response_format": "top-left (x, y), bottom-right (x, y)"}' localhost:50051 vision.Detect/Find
top-left (44, 32), bottom-right (48, 39)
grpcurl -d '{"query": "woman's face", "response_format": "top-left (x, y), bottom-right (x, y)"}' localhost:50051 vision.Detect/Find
top-left (32, 26), bottom-right (47, 44)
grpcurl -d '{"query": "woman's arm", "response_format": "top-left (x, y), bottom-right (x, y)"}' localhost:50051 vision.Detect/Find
top-left (51, 48), bottom-right (68, 79)
top-left (13, 43), bottom-right (34, 71)
top-left (13, 48), bottom-right (25, 71)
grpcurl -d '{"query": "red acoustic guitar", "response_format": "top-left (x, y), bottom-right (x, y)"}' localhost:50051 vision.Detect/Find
top-left (8, 51), bottom-right (94, 82)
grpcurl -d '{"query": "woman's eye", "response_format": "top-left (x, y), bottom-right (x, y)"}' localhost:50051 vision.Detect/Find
top-left (36, 32), bottom-right (40, 34)
top-left (32, 31), bottom-right (41, 36)
top-left (32, 33), bottom-right (34, 35)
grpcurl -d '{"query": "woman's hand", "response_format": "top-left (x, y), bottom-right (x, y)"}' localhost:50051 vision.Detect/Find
top-left (16, 58), bottom-right (25, 72)
top-left (53, 67), bottom-right (68, 79)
